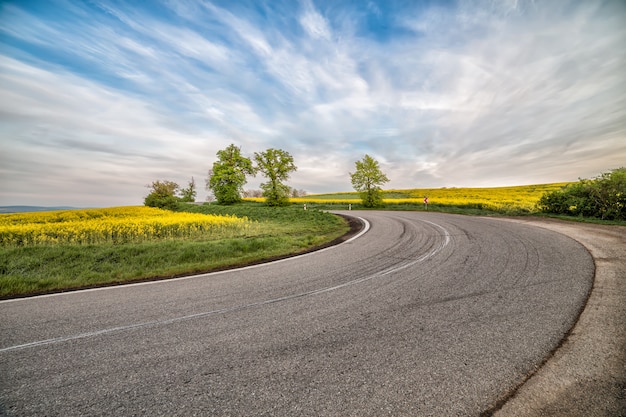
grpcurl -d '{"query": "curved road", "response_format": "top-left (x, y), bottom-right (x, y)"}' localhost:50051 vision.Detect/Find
top-left (0, 211), bottom-right (596, 416)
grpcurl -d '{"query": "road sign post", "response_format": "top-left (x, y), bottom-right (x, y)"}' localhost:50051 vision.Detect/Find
top-left (424, 196), bottom-right (429, 211)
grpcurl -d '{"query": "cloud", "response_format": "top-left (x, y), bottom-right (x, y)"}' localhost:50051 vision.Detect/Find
top-left (384, 0), bottom-right (626, 186)
top-left (0, 57), bottom-right (214, 205)
top-left (299, 0), bottom-right (332, 41)
top-left (0, 0), bottom-right (624, 206)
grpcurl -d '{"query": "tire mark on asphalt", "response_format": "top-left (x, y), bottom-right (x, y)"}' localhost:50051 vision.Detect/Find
top-left (0, 218), bottom-right (450, 354)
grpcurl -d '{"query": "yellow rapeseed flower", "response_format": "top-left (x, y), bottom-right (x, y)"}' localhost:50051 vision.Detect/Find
top-left (0, 206), bottom-right (254, 247)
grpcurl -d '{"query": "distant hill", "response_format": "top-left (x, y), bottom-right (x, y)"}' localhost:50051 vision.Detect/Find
top-left (0, 206), bottom-right (79, 213)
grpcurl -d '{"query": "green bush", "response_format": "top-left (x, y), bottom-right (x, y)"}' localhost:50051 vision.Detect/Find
top-left (144, 193), bottom-right (180, 211)
top-left (538, 168), bottom-right (626, 220)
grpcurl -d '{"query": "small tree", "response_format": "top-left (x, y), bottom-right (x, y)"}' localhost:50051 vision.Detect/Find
top-left (179, 177), bottom-right (197, 202)
top-left (144, 180), bottom-right (180, 210)
top-left (254, 148), bottom-right (297, 206)
top-left (350, 154), bottom-right (389, 208)
top-left (207, 144), bottom-right (255, 205)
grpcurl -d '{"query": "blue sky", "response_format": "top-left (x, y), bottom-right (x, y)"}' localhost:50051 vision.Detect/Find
top-left (1, 0), bottom-right (625, 206)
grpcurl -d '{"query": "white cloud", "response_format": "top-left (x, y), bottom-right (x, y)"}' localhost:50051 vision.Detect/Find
top-left (0, 57), bottom-right (219, 205)
top-left (299, 0), bottom-right (332, 41)
top-left (0, 0), bottom-right (624, 205)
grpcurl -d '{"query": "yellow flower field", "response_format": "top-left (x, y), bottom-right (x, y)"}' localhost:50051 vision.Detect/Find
top-left (382, 183), bottom-right (571, 211)
top-left (246, 183), bottom-right (571, 213)
top-left (0, 206), bottom-right (254, 246)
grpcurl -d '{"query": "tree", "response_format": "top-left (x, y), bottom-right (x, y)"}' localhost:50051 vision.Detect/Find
top-left (350, 154), bottom-right (389, 208)
top-left (207, 144), bottom-right (255, 205)
top-left (144, 180), bottom-right (180, 210)
top-left (254, 148), bottom-right (297, 206)
top-left (179, 177), bottom-right (197, 202)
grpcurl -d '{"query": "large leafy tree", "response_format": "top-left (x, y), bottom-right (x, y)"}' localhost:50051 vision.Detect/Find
top-left (254, 148), bottom-right (297, 206)
top-left (350, 154), bottom-right (390, 208)
top-left (207, 144), bottom-right (255, 205)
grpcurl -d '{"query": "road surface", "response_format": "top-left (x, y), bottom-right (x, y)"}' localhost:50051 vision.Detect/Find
top-left (0, 211), bottom-right (598, 416)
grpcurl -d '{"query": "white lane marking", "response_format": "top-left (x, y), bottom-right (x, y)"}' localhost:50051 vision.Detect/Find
top-left (0, 217), bottom-right (370, 304)
top-left (345, 216), bottom-right (370, 243)
top-left (0, 218), bottom-right (449, 353)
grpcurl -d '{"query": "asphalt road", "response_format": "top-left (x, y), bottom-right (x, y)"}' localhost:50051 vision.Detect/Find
top-left (0, 211), bottom-right (596, 416)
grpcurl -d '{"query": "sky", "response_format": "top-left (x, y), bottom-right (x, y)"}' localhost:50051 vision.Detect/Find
top-left (1, 0), bottom-right (625, 207)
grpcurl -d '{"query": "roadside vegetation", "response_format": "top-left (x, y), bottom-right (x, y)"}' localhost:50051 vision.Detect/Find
top-left (537, 167), bottom-right (625, 221)
top-left (0, 203), bottom-right (348, 298)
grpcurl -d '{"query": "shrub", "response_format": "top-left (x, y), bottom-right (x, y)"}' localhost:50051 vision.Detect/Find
top-left (538, 168), bottom-right (626, 220)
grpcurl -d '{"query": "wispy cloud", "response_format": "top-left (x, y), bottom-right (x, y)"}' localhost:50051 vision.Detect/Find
top-left (0, 0), bottom-right (624, 206)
